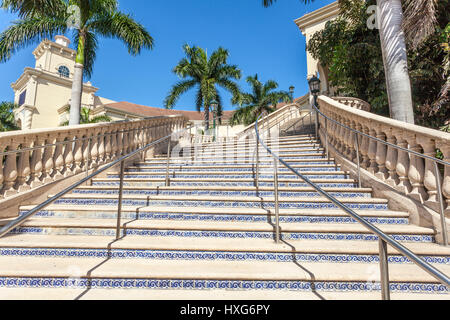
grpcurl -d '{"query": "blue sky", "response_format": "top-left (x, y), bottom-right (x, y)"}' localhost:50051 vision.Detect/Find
top-left (0, 0), bottom-right (334, 112)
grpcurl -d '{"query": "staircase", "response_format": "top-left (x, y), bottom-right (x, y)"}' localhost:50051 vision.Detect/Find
top-left (0, 134), bottom-right (448, 300)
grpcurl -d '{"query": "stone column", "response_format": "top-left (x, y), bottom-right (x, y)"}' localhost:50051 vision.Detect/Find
top-left (392, 129), bottom-right (411, 194)
top-left (29, 136), bottom-right (44, 188)
top-left (367, 128), bottom-right (378, 174)
top-left (417, 136), bottom-right (439, 211)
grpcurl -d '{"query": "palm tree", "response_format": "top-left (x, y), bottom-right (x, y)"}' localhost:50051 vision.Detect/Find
top-left (0, 101), bottom-right (19, 131)
top-left (230, 74), bottom-right (291, 126)
top-left (60, 106), bottom-right (111, 126)
top-left (0, 0), bottom-right (153, 126)
top-left (164, 44), bottom-right (241, 131)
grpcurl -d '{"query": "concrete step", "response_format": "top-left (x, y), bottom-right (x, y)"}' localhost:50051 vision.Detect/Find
top-left (8, 218), bottom-right (435, 242)
top-left (1, 287), bottom-right (449, 300)
top-left (18, 205), bottom-right (408, 225)
top-left (50, 194), bottom-right (389, 210)
top-left (0, 257), bottom-right (447, 294)
top-left (71, 186), bottom-right (372, 199)
top-left (107, 171), bottom-right (350, 180)
top-left (0, 235), bottom-right (448, 264)
top-left (91, 177), bottom-right (358, 188)
top-left (125, 165), bottom-right (341, 173)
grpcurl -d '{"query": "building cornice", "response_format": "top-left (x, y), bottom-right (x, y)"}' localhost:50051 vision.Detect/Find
top-left (11, 67), bottom-right (99, 93)
top-left (32, 39), bottom-right (76, 60)
top-left (294, 1), bottom-right (340, 35)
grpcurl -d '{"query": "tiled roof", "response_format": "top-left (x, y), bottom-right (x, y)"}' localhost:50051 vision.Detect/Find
top-left (103, 94), bottom-right (308, 121)
top-left (104, 101), bottom-right (234, 121)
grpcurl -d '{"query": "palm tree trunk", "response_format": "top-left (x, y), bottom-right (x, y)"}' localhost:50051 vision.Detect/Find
top-left (204, 105), bottom-right (210, 133)
top-left (69, 34), bottom-right (85, 126)
top-left (377, 0), bottom-right (415, 124)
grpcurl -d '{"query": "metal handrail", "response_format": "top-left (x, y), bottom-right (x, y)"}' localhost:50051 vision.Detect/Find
top-left (281, 110), bottom-right (314, 135)
top-left (254, 114), bottom-right (450, 300)
top-left (311, 103), bottom-right (449, 246)
top-left (0, 124), bottom-right (193, 239)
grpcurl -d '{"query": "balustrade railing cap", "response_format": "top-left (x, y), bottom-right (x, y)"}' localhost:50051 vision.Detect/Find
top-left (0, 114), bottom-right (186, 139)
top-left (319, 96), bottom-right (450, 142)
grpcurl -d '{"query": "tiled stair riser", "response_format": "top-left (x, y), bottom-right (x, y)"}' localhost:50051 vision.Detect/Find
top-left (19, 210), bottom-right (409, 225)
top-left (0, 277), bottom-right (446, 294)
top-left (107, 174), bottom-right (350, 180)
top-left (71, 189), bottom-right (371, 198)
top-left (9, 228), bottom-right (434, 243)
top-left (52, 199), bottom-right (388, 210)
top-left (125, 168), bottom-right (341, 173)
top-left (91, 182), bottom-right (358, 188)
top-left (0, 248), bottom-right (447, 264)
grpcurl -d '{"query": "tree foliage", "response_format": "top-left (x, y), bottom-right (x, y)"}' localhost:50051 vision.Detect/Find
top-left (164, 44), bottom-right (241, 127)
top-left (307, 0), bottom-right (449, 129)
top-left (229, 74), bottom-right (291, 126)
top-left (60, 106), bottom-right (111, 126)
top-left (0, 101), bottom-right (19, 131)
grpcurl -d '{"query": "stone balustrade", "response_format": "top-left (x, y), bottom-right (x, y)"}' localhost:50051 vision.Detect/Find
top-left (331, 97), bottom-right (371, 112)
top-left (0, 115), bottom-right (187, 199)
top-left (237, 103), bottom-right (306, 139)
top-left (318, 96), bottom-right (450, 217)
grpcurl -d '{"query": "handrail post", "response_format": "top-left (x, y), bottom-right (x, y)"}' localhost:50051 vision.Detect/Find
top-left (325, 118), bottom-right (329, 161)
top-left (116, 160), bottom-right (125, 240)
top-left (165, 139), bottom-right (172, 187)
top-left (354, 132), bottom-right (362, 188)
top-left (256, 136), bottom-right (260, 188)
top-left (85, 137), bottom-right (92, 186)
top-left (434, 162), bottom-right (449, 246)
top-left (273, 157), bottom-right (280, 243)
top-left (379, 239), bottom-right (391, 300)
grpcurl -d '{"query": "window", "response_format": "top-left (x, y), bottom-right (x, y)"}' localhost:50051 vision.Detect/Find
top-left (18, 90), bottom-right (26, 106)
top-left (58, 65), bottom-right (70, 78)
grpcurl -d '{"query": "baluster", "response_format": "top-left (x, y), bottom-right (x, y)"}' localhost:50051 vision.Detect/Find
top-left (104, 129), bottom-right (112, 162)
top-left (367, 128), bottom-right (378, 174)
top-left (15, 137), bottom-right (31, 192)
top-left (385, 129), bottom-right (399, 187)
top-left (406, 134), bottom-right (427, 203)
top-left (41, 134), bottom-right (55, 183)
top-left (436, 141), bottom-right (450, 217)
top-left (392, 130), bottom-right (412, 194)
top-left (346, 119), bottom-right (355, 160)
top-left (417, 136), bottom-right (439, 210)
top-left (90, 130), bottom-right (99, 169)
top-left (97, 128), bottom-right (106, 165)
top-left (110, 128), bottom-right (118, 160)
top-left (82, 133), bottom-right (91, 171)
top-left (375, 126), bottom-right (388, 180)
top-left (29, 136), bottom-right (44, 187)
top-left (359, 126), bottom-right (370, 169)
top-left (3, 140), bottom-right (19, 196)
top-left (63, 135), bottom-right (74, 177)
top-left (52, 133), bottom-right (65, 180)
top-left (73, 133), bottom-right (83, 174)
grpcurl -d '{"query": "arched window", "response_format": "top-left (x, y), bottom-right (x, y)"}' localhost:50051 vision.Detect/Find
top-left (58, 65), bottom-right (70, 78)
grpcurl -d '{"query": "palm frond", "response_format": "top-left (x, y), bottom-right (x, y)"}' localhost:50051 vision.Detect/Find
top-left (0, 16), bottom-right (67, 62)
top-left (164, 79), bottom-right (197, 109)
top-left (403, 0), bottom-right (438, 49)
top-left (89, 11), bottom-right (153, 55)
top-left (1, 0), bottom-right (66, 18)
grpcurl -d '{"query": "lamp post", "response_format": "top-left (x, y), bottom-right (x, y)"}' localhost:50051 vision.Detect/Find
top-left (211, 99), bottom-right (219, 142)
top-left (308, 76), bottom-right (321, 139)
top-left (289, 85), bottom-right (295, 103)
